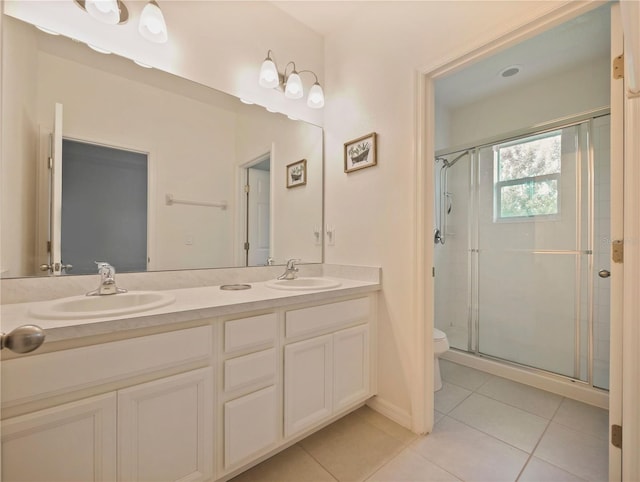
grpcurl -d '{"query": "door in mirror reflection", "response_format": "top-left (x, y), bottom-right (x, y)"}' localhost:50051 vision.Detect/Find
top-left (61, 139), bottom-right (148, 275)
top-left (246, 158), bottom-right (271, 266)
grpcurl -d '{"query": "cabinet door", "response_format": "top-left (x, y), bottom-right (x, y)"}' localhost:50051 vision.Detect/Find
top-left (333, 324), bottom-right (370, 411)
top-left (284, 335), bottom-right (333, 437)
top-left (224, 385), bottom-right (278, 469)
top-left (1, 393), bottom-right (117, 481)
top-left (118, 367), bottom-right (213, 482)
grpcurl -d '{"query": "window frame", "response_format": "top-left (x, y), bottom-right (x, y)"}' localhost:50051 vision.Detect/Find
top-left (493, 130), bottom-right (562, 222)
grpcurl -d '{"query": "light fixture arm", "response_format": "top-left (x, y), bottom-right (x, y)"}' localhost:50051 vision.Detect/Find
top-left (298, 70), bottom-right (319, 84)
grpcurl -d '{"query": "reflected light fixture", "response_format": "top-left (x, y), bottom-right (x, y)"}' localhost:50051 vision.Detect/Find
top-left (258, 50), bottom-right (325, 109)
top-left (139, 0), bottom-right (168, 44)
top-left (74, 0), bottom-right (168, 44)
top-left (74, 0), bottom-right (128, 25)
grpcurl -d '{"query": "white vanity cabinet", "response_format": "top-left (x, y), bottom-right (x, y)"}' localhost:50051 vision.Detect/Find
top-left (221, 313), bottom-right (279, 472)
top-left (1, 326), bottom-right (214, 482)
top-left (283, 297), bottom-right (372, 438)
top-left (1, 393), bottom-right (117, 481)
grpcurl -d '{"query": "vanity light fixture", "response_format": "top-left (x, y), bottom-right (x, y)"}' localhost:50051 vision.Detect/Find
top-left (139, 0), bottom-right (168, 44)
top-left (74, 0), bottom-right (128, 25)
top-left (258, 50), bottom-right (325, 109)
top-left (74, 0), bottom-right (168, 44)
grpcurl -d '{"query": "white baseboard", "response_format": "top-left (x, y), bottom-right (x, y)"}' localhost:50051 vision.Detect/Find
top-left (366, 396), bottom-right (413, 430)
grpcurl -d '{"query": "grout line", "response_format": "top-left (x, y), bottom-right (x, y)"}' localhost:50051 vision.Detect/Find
top-left (514, 412), bottom-right (555, 481)
top-left (296, 443), bottom-right (340, 482)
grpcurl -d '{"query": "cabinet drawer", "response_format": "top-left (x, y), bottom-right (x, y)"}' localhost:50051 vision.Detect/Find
top-left (285, 297), bottom-right (369, 339)
top-left (224, 348), bottom-right (276, 392)
top-left (2, 326), bottom-right (212, 407)
top-left (224, 313), bottom-right (277, 353)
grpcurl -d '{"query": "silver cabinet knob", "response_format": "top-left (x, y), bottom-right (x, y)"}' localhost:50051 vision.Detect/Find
top-left (598, 269), bottom-right (611, 278)
top-left (0, 325), bottom-right (46, 354)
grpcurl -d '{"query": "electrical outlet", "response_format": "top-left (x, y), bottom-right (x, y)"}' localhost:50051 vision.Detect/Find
top-left (185, 234), bottom-right (194, 245)
top-left (326, 225), bottom-right (336, 246)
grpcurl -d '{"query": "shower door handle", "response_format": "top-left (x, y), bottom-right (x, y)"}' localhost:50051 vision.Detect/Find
top-left (598, 269), bottom-right (611, 278)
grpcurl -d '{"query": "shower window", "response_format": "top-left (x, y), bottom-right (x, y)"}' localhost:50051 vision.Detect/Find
top-left (494, 130), bottom-right (562, 220)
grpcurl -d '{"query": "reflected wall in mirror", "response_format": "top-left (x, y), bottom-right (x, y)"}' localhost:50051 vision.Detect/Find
top-left (1, 15), bottom-right (323, 278)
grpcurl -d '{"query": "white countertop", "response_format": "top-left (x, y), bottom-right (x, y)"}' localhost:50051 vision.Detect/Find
top-left (1, 277), bottom-right (380, 342)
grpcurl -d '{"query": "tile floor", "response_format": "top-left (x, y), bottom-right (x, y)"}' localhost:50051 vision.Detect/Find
top-left (231, 360), bottom-right (609, 482)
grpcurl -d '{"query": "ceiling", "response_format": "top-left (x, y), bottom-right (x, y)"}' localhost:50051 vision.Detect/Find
top-left (270, 1), bottom-right (363, 37)
top-left (270, 2), bottom-right (610, 112)
top-left (436, 4), bottom-right (611, 110)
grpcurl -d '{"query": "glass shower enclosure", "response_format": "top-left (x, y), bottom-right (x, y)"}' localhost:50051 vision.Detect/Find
top-left (434, 115), bottom-right (611, 390)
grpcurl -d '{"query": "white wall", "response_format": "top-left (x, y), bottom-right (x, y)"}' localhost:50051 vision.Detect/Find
top-left (322, 1), bottom-right (578, 425)
top-left (3, 0), bottom-right (324, 126)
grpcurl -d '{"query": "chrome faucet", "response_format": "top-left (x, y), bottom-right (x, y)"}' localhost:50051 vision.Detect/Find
top-left (87, 262), bottom-right (128, 296)
top-left (277, 258), bottom-right (301, 280)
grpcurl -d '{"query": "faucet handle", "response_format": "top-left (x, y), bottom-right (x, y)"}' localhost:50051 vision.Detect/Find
top-left (286, 258), bottom-right (301, 269)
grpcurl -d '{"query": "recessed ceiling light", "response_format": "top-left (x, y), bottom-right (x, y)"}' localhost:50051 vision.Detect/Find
top-left (87, 43), bottom-right (112, 54)
top-left (133, 59), bottom-right (152, 68)
top-left (499, 65), bottom-right (521, 78)
top-left (36, 25), bottom-right (60, 36)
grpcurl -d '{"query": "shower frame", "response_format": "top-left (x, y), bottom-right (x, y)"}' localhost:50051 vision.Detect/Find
top-left (435, 108), bottom-right (609, 390)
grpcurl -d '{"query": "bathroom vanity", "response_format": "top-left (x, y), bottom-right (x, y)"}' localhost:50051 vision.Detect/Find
top-left (0, 272), bottom-right (379, 481)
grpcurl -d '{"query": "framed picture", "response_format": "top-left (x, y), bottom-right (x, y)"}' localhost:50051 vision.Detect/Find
top-left (286, 159), bottom-right (307, 188)
top-left (344, 132), bottom-right (377, 173)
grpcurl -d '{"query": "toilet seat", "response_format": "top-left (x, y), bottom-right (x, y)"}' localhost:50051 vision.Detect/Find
top-left (434, 328), bottom-right (447, 340)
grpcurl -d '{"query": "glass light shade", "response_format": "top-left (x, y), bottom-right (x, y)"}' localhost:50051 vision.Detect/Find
top-left (85, 0), bottom-right (120, 25)
top-left (284, 72), bottom-right (303, 99)
top-left (259, 58), bottom-right (279, 88)
top-left (307, 82), bottom-right (325, 108)
top-left (139, 1), bottom-right (168, 43)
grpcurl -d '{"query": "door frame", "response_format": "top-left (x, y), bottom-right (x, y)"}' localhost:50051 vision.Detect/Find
top-left (236, 151), bottom-right (272, 266)
top-left (413, 0), bottom-right (621, 455)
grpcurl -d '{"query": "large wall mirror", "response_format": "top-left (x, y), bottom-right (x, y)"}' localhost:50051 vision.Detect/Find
top-left (1, 14), bottom-right (323, 279)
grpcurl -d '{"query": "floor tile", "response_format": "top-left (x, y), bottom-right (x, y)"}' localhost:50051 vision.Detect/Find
top-left (230, 444), bottom-right (336, 482)
top-left (299, 411), bottom-right (405, 481)
top-left (353, 406), bottom-right (417, 444)
top-left (552, 398), bottom-right (609, 441)
top-left (534, 422), bottom-right (608, 482)
top-left (440, 359), bottom-right (493, 391)
top-left (448, 393), bottom-right (549, 453)
top-left (477, 376), bottom-right (563, 419)
top-left (410, 416), bottom-right (529, 482)
top-left (434, 382), bottom-right (472, 414)
top-left (367, 450), bottom-right (461, 482)
top-left (434, 410), bottom-right (445, 424)
top-left (518, 457), bottom-right (587, 482)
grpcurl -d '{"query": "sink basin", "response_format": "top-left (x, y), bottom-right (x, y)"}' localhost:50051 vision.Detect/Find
top-left (265, 277), bottom-right (342, 291)
top-left (29, 291), bottom-right (176, 320)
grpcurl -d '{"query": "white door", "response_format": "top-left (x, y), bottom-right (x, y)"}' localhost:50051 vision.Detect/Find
top-left (284, 335), bottom-right (333, 437)
top-left (247, 167), bottom-right (271, 266)
top-left (224, 385), bottom-right (278, 469)
top-left (1, 393), bottom-right (117, 481)
top-left (333, 324), bottom-right (370, 412)
top-left (50, 102), bottom-right (64, 276)
top-left (117, 368), bottom-right (213, 482)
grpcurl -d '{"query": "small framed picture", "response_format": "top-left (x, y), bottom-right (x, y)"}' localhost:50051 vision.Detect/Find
top-left (286, 159), bottom-right (307, 188)
top-left (344, 132), bottom-right (377, 173)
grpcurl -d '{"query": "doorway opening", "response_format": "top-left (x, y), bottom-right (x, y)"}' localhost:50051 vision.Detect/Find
top-left (242, 153), bottom-right (271, 266)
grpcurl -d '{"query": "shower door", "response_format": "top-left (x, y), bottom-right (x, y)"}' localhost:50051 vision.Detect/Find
top-left (435, 116), bottom-right (611, 388)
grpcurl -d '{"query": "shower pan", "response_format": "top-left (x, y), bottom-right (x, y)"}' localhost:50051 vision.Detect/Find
top-left (434, 115), bottom-right (611, 391)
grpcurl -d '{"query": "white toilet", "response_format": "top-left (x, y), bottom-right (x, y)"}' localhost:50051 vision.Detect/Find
top-left (433, 328), bottom-right (450, 391)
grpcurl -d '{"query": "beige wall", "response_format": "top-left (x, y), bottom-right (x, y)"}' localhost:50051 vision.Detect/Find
top-left (3, 1), bottom-right (324, 126)
top-left (322, 1), bottom-right (578, 425)
top-left (1, 16), bottom-right (38, 277)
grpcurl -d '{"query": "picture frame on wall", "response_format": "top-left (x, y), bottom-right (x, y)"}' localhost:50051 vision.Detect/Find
top-left (286, 159), bottom-right (307, 188)
top-left (344, 132), bottom-right (377, 173)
